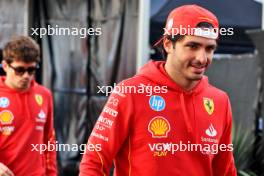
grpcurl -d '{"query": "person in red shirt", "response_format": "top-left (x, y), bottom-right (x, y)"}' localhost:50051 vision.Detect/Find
top-left (80, 4), bottom-right (237, 176)
top-left (0, 36), bottom-right (57, 176)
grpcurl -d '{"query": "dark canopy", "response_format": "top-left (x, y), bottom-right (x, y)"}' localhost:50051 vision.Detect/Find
top-left (150, 0), bottom-right (262, 56)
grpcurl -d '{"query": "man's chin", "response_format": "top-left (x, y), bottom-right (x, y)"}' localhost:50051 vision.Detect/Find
top-left (189, 73), bottom-right (203, 81)
top-left (17, 84), bottom-right (30, 91)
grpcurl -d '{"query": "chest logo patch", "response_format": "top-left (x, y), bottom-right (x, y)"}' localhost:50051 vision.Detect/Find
top-left (0, 110), bottom-right (14, 125)
top-left (203, 97), bottom-right (214, 115)
top-left (148, 116), bottom-right (170, 138)
top-left (0, 97), bottom-right (9, 108)
top-left (205, 124), bottom-right (217, 137)
top-left (149, 95), bottom-right (166, 111)
top-left (38, 110), bottom-right (46, 119)
top-left (35, 94), bottom-right (43, 106)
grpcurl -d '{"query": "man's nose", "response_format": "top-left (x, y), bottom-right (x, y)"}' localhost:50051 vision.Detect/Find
top-left (22, 71), bottom-right (31, 78)
top-left (196, 49), bottom-right (208, 66)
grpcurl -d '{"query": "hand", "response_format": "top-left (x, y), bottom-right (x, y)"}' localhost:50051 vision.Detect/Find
top-left (0, 163), bottom-right (14, 176)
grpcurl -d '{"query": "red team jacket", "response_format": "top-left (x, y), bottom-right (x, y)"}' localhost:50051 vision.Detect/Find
top-left (0, 77), bottom-right (57, 176)
top-left (80, 61), bottom-right (237, 176)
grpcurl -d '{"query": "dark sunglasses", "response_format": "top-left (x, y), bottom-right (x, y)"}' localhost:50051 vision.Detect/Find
top-left (8, 64), bottom-right (39, 76)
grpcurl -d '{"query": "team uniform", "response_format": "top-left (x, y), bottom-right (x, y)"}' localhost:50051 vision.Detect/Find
top-left (0, 76), bottom-right (57, 176)
top-left (80, 61), bottom-right (237, 176)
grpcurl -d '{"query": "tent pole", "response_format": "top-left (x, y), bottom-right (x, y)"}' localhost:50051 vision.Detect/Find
top-left (24, 0), bottom-right (29, 35)
top-left (262, 1), bottom-right (264, 30)
top-left (136, 0), bottom-right (150, 71)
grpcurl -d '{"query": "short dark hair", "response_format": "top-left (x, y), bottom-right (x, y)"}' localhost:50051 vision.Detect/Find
top-left (155, 22), bottom-right (214, 60)
top-left (156, 35), bottom-right (185, 59)
top-left (3, 36), bottom-right (40, 64)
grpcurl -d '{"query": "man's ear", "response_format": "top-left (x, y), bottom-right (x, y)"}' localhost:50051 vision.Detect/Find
top-left (1, 60), bottom-right (8, 73)
top-left (163, 38), bottom-right (173, 54)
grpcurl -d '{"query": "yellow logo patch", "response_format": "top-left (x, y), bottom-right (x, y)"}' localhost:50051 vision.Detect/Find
top-left (203, 98), bottom-right (214, 115)
top-left (35, 94), bottom-right (43, 106)
top-left (0, 110), bottom-right (14, 124)
top-left (148, 116), bottom-right (170, 138)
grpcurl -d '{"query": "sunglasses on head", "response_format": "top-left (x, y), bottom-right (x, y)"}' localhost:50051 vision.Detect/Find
top-left (8, 64), bottom-right (39, 76)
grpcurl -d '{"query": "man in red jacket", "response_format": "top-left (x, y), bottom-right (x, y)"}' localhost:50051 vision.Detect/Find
top-left (80, 4), bottom-right (237, 176)
top-left (0, 36), bottom-right (57, 176)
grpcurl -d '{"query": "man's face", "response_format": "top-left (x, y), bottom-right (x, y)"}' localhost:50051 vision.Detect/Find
top-left (2, 60), bottom-right (38, 91)
top-left (165, 35), bottom-right (217, 82)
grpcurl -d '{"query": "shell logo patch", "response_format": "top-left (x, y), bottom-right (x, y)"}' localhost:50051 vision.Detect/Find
top-left (203, 97), bottom-right (214, 115)
top-left (0, 110), bottom-right (14, 125)
top-left (148, 116), bottom-right (170, 138)
top-left (35, 94), bottom-right (43, 106)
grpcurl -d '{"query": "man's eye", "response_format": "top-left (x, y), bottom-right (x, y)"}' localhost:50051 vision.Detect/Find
top-left (206, 46), bottom-right (216, 53)
top-left (15, 68), bottom-right (26, 72)
top-left (187, 44), bottom-right (197, 49)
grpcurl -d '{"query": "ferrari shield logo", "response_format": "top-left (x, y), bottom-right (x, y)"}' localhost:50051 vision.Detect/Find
top-left (35, 94), bottom-right (43, 106)
top-left (203, 98), bottom-right (214, 115)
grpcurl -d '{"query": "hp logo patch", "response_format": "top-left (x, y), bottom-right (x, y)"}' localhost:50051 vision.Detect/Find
top-left (149, 95), bottom-right (165, 111)
top-left (0, 97), bottom-right (9, 108)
